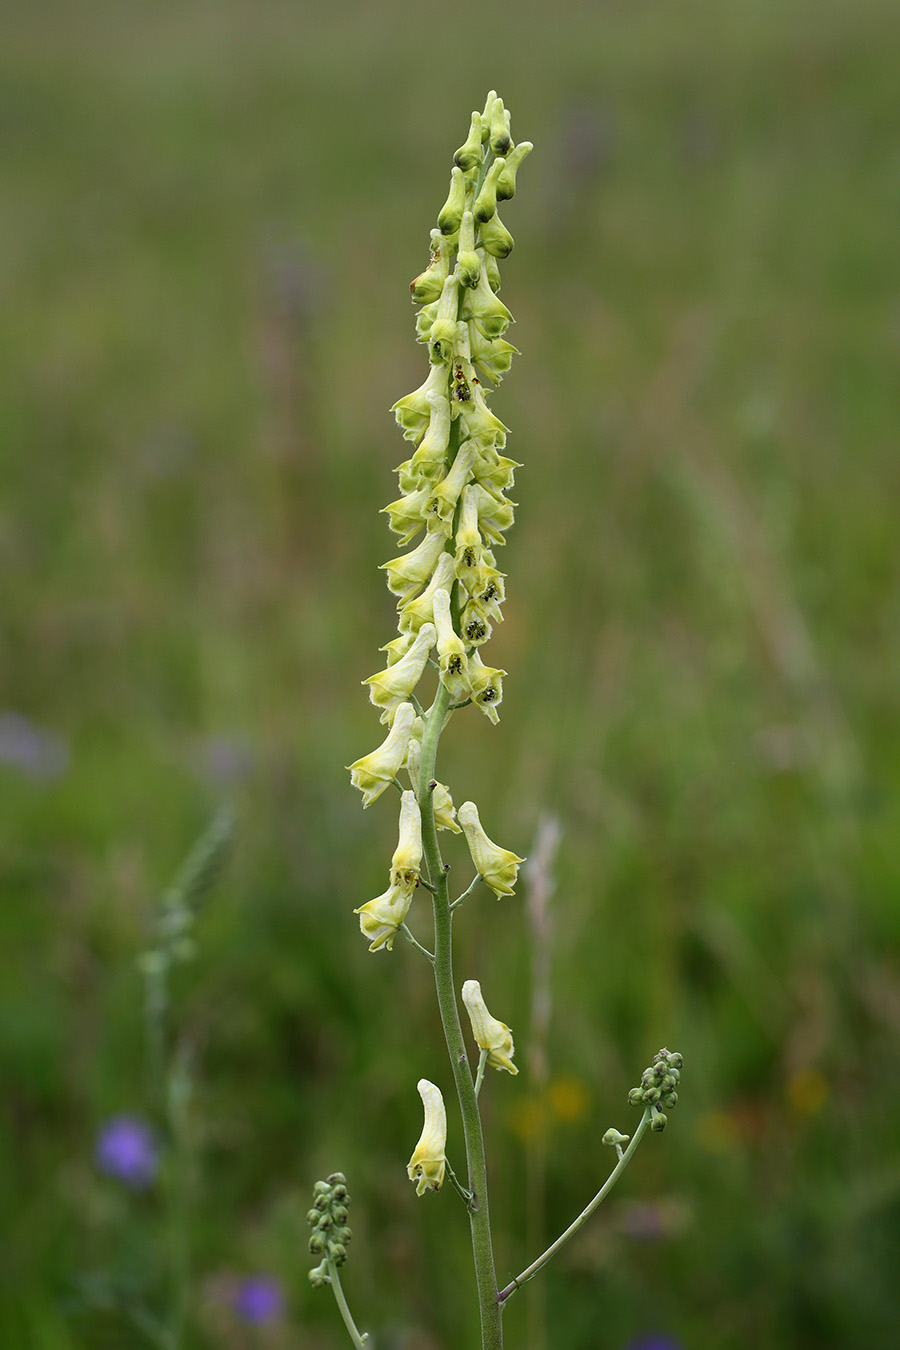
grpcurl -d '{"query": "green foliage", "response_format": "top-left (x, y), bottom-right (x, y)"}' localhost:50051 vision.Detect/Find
top-left (3, 1), bottom-right (900, 1346)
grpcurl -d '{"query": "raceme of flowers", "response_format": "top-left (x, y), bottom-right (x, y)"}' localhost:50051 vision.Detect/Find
top-left (347, 91), bottom-right (531, 961)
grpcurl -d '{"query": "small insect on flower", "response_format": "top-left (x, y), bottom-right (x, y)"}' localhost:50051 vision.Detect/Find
top-left (453, 361), bottom-right (472, 403)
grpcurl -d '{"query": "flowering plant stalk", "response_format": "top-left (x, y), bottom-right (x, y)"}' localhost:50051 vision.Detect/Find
top-left (312, 93), bottom-right (684, 1350)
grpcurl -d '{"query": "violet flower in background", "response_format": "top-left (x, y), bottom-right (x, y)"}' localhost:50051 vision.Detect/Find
top-left (0, 712), bottom-right (69, 782)
top-left (233, 1276), bottom-right (284, 1324)
top-left (623, 1337), bottom-right (684, 1350)
top-left (95, 1116), bottom-right (159, 1189)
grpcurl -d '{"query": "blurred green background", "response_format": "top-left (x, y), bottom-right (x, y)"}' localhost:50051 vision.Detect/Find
top-left (3, 0), bottom-right (900, 1346)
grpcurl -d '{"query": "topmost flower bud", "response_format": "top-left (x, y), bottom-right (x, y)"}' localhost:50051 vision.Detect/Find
top-left (488, 96), bottom-right (512, 156)
top-left (438, 165), bottom-right (467, 236)
top-left (454, 111), bottom-right (484, 172)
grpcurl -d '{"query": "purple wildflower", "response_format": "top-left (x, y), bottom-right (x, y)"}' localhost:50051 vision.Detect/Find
top-left (233, 1276), bottom-right (284, 1324)
top-left (623, 1338), bottom-right (684, 1350)
top-left (95, 1116), bottom-right (159, 1189)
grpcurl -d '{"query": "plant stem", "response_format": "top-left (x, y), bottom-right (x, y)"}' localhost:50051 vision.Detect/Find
top-left (497, 1109), bottom-right (652, 1305)
top-left (327, 1259), bottom-right (369, 1349)
top-left (474, 1048), bottom-right (489, 1099)
top-left (451, 874), bottom-right (483, 910)
top-left (419, 677), bottom-right (503, 1350)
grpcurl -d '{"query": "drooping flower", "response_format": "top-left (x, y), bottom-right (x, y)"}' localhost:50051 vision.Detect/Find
top-left (354, 881), bottom-right (414, 952)
top-left (465, 650), bottom-right (507, 723)
top-left (347, 702), bottom-right (417, 807)
top-left (432, 587), bottom-right (469, 700)
top-left (390, 789), bottom-right (423, 890)
top-left (397, 552), bottom-right (456, 634)
top-left (407, 1079), bottom-right (447, 1195)
top-left (363, 623), bottom-right (436, 722)
top-left (381, 524), bottom-right (451, 602)
top-left (95, 1116), bottom-right (159, 1189)
top-left (462, 979), bottom-right (518, 1074)
top-left (458, 800), bottom-right (524, 897)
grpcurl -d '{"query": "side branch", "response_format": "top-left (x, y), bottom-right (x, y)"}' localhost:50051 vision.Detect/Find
top-left (497, 1109), bottom-right (652, 1305)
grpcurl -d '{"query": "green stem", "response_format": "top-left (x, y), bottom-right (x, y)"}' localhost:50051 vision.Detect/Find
top-left (474, 1048), bottom-right (489, 1100)
top-left (327, 1260), bottom-right (369, 1349)
top-left (451, 874), bottom-right (483, 911)
top-left (401, 923), bottom-right (435, 962)
top-left (497, 1109), bottom-right (652, 1305)
top-left (419, 678), bottom-right (503, 1350)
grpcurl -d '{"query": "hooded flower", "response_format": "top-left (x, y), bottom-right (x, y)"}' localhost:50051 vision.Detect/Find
top-left (390, 789), bottom-right (423, 890)
top-left (363, 623), bottom-right (436, 723)
top-left (354, 881), bottom-right (414, 952)
top-left (347, 702), bottom-right (417, 807)
top-left (398, 552), bottom-right (456, 634)
top-left (381, 524), bottom-right (451, 602)
top-left (407, 1079), bottom-right (447, 1195)
top-left (462, 979), bottom-right (518, 1074)
top-left (458, 800), bottom-right (524, 896)
top-left (466, 649), bottom-right (506, 724)
top-left (392, 363), bottom-right (451, 441)
top-left (432, 587), bottom-right (469, 700)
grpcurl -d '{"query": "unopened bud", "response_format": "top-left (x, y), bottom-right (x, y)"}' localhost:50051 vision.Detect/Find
top-left (308, 1261), bottom-right (330, 1289)
top-left (488, 97), bottom-right (511, 155)
top-left (480, 90), bottom-right (498, 141)
top-left (627, 1087), bottom-right (644, 1107)
top-left (602, 1127), bottom-right (630, 1147)
top-left (496, 141), bottom-right (532, 200)
top-left (474, 157), bottom-right (505, 223)
top-left (454, 111), bottom-right (483, 171)
top-left (650, 1108), bottom-right (668, 1133)
top-left (309, 1232), bottom-right (325, 1254)
top-left (438, 166), bottom-right (467, 236)
top-left (477, 210), bottom-right (514, 259)
top-left (484, 254), bottom-right (502, 292)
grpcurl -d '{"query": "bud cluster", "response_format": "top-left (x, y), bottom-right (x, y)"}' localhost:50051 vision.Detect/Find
top-left (307, 1172), bottom-right (353, 1287)
top-left (627, 1048), bottom-right (683, 1133)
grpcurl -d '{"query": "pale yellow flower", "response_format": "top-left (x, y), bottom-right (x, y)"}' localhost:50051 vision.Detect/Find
top-left (398, 552), bottom-right (455, 634)
top-left (381, 524), bottom-right (451, 602)
top-left (461, 979), bottom-right (518, 1075)
top-left (363, 623), bottom-right (436, 723)
top-left (407, 1079), bottom-right (447, 1195)
top-left (354, 881), bottom-right (414, 952)
top-left (432, 587), bottom-right (469, 700)
top-left (458, 800), bottom-right (524, 897)
top-left (347, 702), bottom-right (417, 808)
top-left (390, 789), bottom-right (423, 890)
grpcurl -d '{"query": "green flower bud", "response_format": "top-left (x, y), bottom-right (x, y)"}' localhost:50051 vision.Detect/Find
top-left (488, 97), bottom-right (511, 155)
top-left (307, 1208), bottom-right (321, 1225)
top-left (454, 111), bottom-right (484, 171)
top-left (662, 1091), bottom-right (678, 1109)
top-left (465, 267), bottom-right (513, 340)
top-left (438, 165), bottom-right (467, 236)
top-left (415, 300), bottom-right (439, 342)
top-left (477, 210), bottom-right (514, 259)
top-left (667, 1052), bottom-right (683, 1070)
top-left (309, 1260), bottom-right (330, 1288)
top-left (474, 156), bottom-right (506, 223)
top-left (496, 141), bottom-right (533, 200)
top-left (484, 254), bottom-right (502, 292)
top-left (410, 232), bottom-right (452, 304)
top-left (330, 1243), bottom-right (348, 1265)
top-left (650, 1108), bottom-right (668, 1133)
top-left (602, 1127), bottom-right (631, 1147)
top-left (457, 210), bottom-right (482, 289)
top-left (643, 1086), bottom-right (661, 1104)
top-left (313, 1180), bottom-right (330, 1197)
top-left (627, 1088), bottom-right (644, 1107)
top-left (309, 1232), bottom-right (325, 1254)
top-left (480, 90), bottom-right (498, 141)
top-left (327, 1172), bottom-right (347, 1188)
